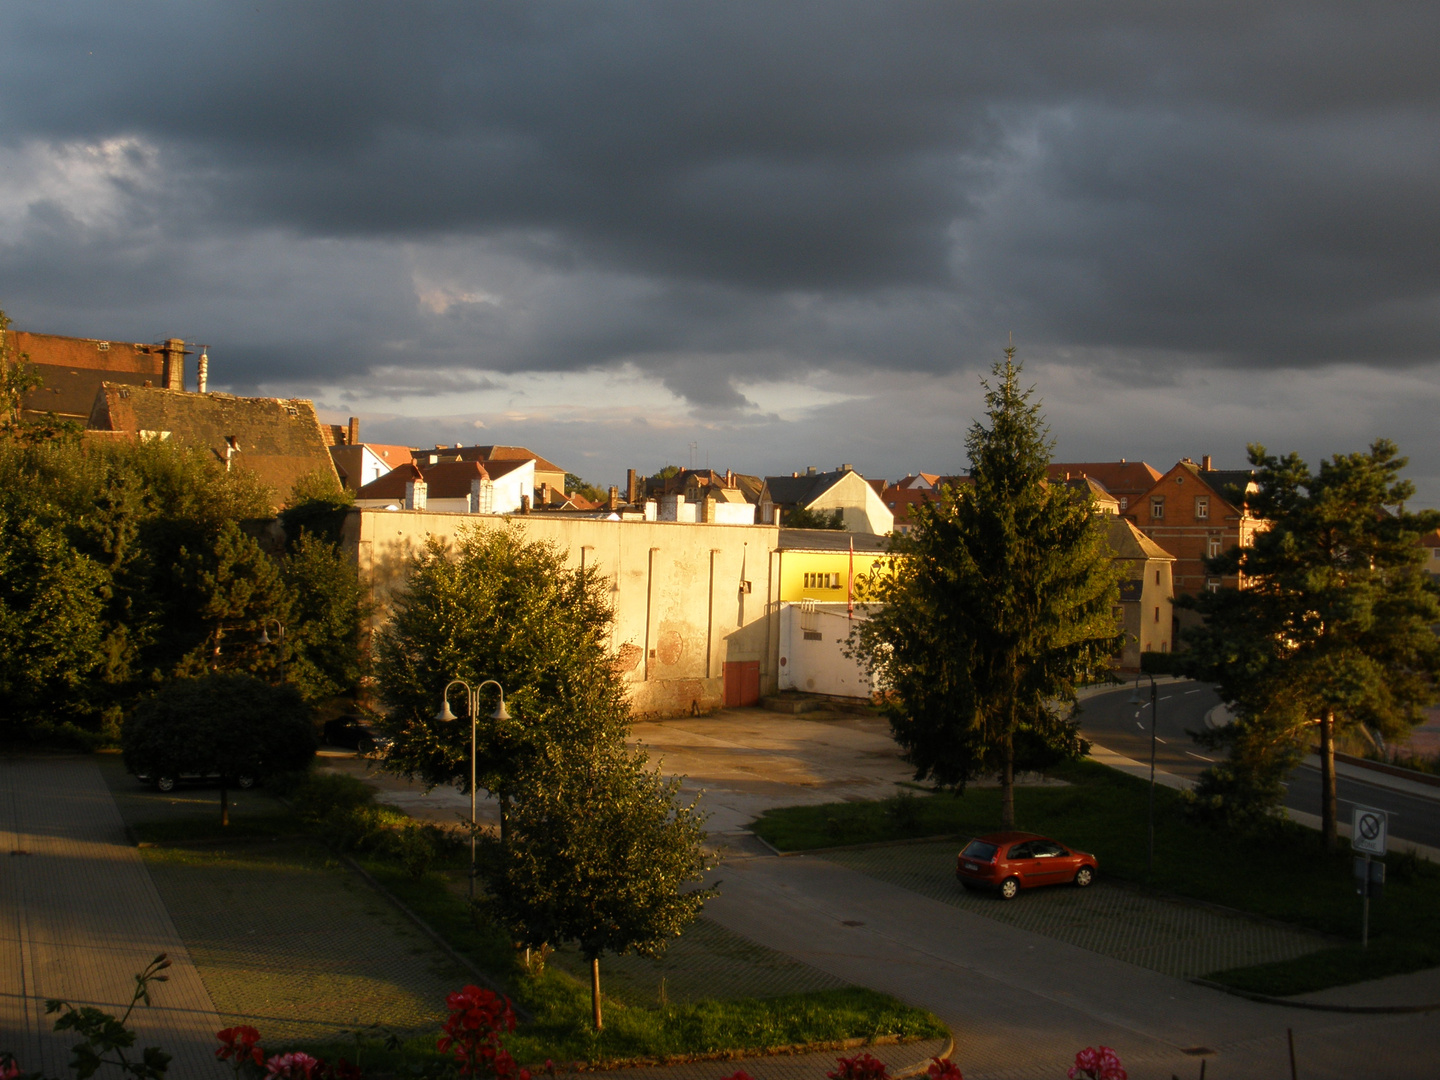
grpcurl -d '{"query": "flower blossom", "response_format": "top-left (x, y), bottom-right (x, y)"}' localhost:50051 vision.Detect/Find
top-left (828, 1052), bottom-right (890, 1080)
top-left (1069, 1046), bottom-right (1127, 1080)
top-left (927, 1058), bottom-right (964, 1080)
top-left (266, 1051), bottom-right (322, 1079)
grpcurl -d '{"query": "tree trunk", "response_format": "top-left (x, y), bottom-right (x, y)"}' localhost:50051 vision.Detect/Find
top-left (590, 957), bottom-right (603, 1031)
top-left (1320, 709), bottom-right (1337, 851)
top-left (1000, 731), bottom-right (1015, 831)
top-left (220, 779), bottom-right (229, 828)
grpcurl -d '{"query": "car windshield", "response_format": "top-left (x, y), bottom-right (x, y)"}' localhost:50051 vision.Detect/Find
top-left (961, 840), bottom-right (997, 862)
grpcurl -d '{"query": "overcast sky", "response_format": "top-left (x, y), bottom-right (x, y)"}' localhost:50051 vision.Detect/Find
top-left (3, 3), bottom-right (1438, 500)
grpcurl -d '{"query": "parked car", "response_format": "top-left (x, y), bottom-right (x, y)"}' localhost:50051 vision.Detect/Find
top-left (136, 772), bottom-right (256, 794)
top-left (322, 715), bottom-right (391, 755)
top-left (955, 831), bottom-right (1098, 899)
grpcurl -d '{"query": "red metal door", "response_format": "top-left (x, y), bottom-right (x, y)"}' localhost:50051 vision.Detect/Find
top-left (724, 661), bottom-right (761, 707)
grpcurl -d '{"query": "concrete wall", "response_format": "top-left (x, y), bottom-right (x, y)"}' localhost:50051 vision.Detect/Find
top-left (342, 507), bottom-right (780, 717)
top-left (777, 602), bottom-right (879, 699)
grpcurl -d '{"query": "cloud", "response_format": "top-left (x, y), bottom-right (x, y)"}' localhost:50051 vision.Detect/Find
top-left (2, 3), bottom-right (1439, 498)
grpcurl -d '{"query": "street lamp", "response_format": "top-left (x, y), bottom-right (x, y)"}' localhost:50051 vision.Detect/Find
top-left (1127, 673), bottom-right (1159, 874)
top-left (435, 679), bottom-right (511, 905)
top-left (259, 620), bottom-right (286, 682)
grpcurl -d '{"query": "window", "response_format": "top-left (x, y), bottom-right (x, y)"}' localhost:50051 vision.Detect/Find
top-left (1150, 497), bottom-right (1165, 520)
top-left (1195, 496), bottom-right (1209, 520)
top-left (1206, 577), bottom-right (1221, 593)
top-left (1007, 842), bottom-right (1035, 860)
top-left (1154, 569), bottom-right (1160, 585)
top-left (96, 340), bottom-right (110, 352)
top-left (1119, 497), bottom-right (1128, 511)
top-left (803, 630), bottom-right (823, 641)
top-left (1154, 606), bottom-right (1160, 623)
top-left (961, 841), bottom-right (997, 862)
top-left (1208, 536), bottom-right (1222, 558)
top-left (802, 572), bottom-right (842, 589)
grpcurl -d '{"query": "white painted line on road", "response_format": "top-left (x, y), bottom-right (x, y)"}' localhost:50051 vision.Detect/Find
top-left (1155, 737), bottom-right (1167, 744)
top-left (1184, 689), bottom-right (1205, 695)
top-left (1186, 751), bottom-right (1214, 762)
top-left (1160, 695), bottom-right (1174, 700)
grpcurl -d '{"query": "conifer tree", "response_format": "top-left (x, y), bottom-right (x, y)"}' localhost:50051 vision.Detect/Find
top-left (1182, 440), bottom-right (1440, 849)
top-left (853, 348), bottom-right (1121, 829)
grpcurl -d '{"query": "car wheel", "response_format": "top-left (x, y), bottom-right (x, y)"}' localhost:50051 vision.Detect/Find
top-left (1074, 866), bottom-right (1094, 888)
top-left (999, 877), bottom-right (1020, 900)
top-left (237, 775), bottom-right (256, 790)
top-left (156, 776), bottom-right (176, 793)
top-left (357, 737), bottom-right (375, 755)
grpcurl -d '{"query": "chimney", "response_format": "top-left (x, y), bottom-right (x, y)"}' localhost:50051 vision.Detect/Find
top-left (521, 494), bottom-right (531, 514)
top-left (839, 463), bottom-right (853, 473)
top-left (608, 485), bottom-right (620, 511)
top-left (540, 482), bottom-right (551, 506)
top-left (806, 465), bottom-right (817, 476)
top-left (196, 349), bottom-right (209, 394)
top-left (347, 416), bottom-right (359, 445)
top-left (160, 338), bottom-right (188, 391)
top-left (1202, 455), bottom-right (1212, 471)
top-left (626, 469), bottom-right (638, 504)
top-left (405, 478), bottom-right (427, 511)
top-left (469, 477), bottom-right (483, 513)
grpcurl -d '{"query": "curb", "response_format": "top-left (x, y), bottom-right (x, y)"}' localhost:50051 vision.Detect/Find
top-left (556, 1034), bottom-right (954, 1075)
top-left (1189, 977), bottom-right (1440, 1014)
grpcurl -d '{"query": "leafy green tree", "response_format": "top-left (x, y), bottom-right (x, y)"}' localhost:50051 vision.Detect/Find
top-left (1181, 440), bottom-right (1440, 849)
top-left (781, 506), bottom-right (845, 530)
top-left (851, 348), bottom-right (1121, 830)
top-left (481, 738), bottom-right (714, 1030)
top-left (280, 531), bottom-right (368, 702)
top-left (564, 472), bottom-right (606, 503)
top-left (376, 524), bottom-right (631, 833)
top-left (122, 672), bottom-right (316, 824)
top-left (0, 506), bottom-right (108, 739)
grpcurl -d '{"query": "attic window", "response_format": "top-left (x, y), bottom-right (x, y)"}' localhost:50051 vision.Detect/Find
top-left (96, 341), bottom-right (110, 352)
top-left (285, 405), bottom-right (299, 417)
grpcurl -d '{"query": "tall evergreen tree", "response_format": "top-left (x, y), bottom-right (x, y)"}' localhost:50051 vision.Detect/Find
top-left (1182, 440), bottom-right (1440, 849)
top-left (852, 348), bottom-right (1121, 829)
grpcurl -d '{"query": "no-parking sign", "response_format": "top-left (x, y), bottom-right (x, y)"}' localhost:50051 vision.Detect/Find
top-left (1352, 805), bottom-right (1388, 856)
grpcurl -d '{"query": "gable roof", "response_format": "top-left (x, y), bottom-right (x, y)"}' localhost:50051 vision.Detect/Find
top-left (356, 459), bottom-right (492, 501)
top-left (87, 385), bottom-right (339, 508)
top-left (1048, 461), bottom-right (1162, 497)
top-left (763, 470), bottom-right (854, 507)
top-left (1106, 517), bottom-right (1176, 562)
top-left (8, 330), bottom-right (170, 420)
top-left (329, 443), bottom-right (415, 488)
top-left (439, 444), bottom-right (565, 475)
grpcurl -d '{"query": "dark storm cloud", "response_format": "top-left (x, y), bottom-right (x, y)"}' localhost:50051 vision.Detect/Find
top-left (2, 1), bottom-right (1440, 404)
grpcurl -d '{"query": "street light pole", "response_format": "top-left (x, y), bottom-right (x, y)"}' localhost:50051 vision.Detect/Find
top-left (435, 679), bottom-right (510, 906)
top-left (1128, 673), bottom-right (1159, 874)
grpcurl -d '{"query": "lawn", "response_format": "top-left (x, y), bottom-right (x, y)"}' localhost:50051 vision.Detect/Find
top-left (751, 759), bottom-right (1440, 996)
top-left (99, 755), bottom-right (945, 1067)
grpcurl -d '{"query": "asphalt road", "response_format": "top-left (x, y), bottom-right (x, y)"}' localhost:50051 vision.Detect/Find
top-left (1076, 681), bottom-right (1440, 849)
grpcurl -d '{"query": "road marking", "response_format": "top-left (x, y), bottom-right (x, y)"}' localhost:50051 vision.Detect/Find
top-left (1184, 689), bottom-right (1205, 695)
top-left (1186, 751), bottom-right (1214, 762)
top-left (1136, 721), bottom-right (1145, 730)
top-left (1160, 695), bottom-right (1174, 701)
top-left (1155, 737), bottom-right (1167, 745)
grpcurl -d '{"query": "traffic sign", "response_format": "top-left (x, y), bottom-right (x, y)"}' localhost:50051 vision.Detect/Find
top-left (1352, 805), bottom-right (1388, 856)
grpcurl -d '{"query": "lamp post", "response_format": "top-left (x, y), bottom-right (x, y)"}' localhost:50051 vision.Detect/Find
top-left (1127, 673), bottom-right (1159, 874)
top-left (435, 679), bottom-right (510, 905)
top-left (259, 620), bottom-right (286, 682)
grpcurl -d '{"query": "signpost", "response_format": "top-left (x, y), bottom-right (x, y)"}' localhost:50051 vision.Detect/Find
top-left (1351, 805), bottom-right (1388, 947)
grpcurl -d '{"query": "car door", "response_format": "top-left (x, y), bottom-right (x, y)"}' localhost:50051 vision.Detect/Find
top-left (1029, 840), bottom-right (1070, 884)
top-left (1006, 841), bottom-right (1043, 887)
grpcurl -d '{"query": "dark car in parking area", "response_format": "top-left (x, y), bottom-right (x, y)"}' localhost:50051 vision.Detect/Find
top-left (136, 771), bottom-right (256, 794)
top-left (322, 715), bottom-right (391, 755)
top-left (956, 831), bottom-right (1098, 899)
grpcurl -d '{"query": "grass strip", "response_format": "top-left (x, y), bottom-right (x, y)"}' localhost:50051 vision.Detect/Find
top-left (751, 758), bottom-right (1440, 995)
top-left (359, 856), bottom-right (945, 1066)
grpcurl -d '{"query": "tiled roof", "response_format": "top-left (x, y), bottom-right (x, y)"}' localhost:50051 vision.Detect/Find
top-left (357, 459), bottom-right (491, 501)
top-left (1048, 461), bottom-right (1162, 496)
top-left (441, 445), bottom-right (565, 475)
top-left (87, 385), bottom-right (339, 509)
top-left (1106, 518), bottom-right (1175, 562)
top-left (764, 471), bottom-right (850, 507)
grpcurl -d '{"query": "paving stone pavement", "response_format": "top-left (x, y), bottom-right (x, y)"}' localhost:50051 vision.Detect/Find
top-left (0, 756), bottom-right (227, 1076)
top-left (594, 1036), bottom-right (951, 1080)
top-left (819, 840), bottom-right (1332, 979)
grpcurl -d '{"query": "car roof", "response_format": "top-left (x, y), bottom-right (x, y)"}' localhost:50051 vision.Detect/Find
top-left (967, 831), bottom-right (1047, 844)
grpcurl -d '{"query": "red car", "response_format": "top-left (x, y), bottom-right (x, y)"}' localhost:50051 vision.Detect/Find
top-left (955, 831), bottom-right (1098, 900)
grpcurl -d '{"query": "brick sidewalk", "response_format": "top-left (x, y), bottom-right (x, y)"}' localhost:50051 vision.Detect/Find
top-left (0, 756), bottom-right (226, 1076)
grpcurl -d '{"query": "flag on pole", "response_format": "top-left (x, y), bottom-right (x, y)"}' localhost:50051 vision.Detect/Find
top-left (848, 535), bottom-right (855, 619)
